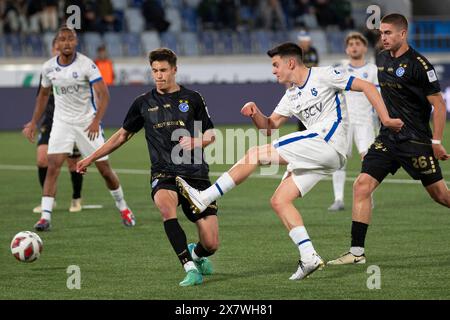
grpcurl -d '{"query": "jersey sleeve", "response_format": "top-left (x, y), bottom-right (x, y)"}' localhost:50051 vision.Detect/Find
top-left (85, 58), bottom-right (103, 84)
top-left (193, 91), bottom-right (214, 132)
top-left (40, 65), bottom-right (52, 88)
top-left (273, 92), bottom-right (293, 117)
top-left (122, 97), bottom-right (145, 133)
top-left (322, 66), bottom-right (355, 91)
top-left (415, 59), bottom-right (441, 96)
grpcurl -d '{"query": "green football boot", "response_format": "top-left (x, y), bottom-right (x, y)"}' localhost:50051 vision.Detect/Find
top-left (188, 243), bottom-right (214, 275)
top-left (179, 269), bottom-right (203, 287)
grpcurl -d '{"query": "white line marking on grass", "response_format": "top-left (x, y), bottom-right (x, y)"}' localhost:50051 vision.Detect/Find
top-left (1, 164), bottom-right (448, 185)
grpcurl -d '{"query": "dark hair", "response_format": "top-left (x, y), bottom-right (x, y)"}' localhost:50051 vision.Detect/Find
top-left (267, 42), bottom-right (303, 64)
top-left (381, 13), bottom-right (408, 31)
top-left (149, 48), bottom-right (177, 67)
top-left (345, 31), bottom-right (368, 47)
top-left (57, 24), bottom-right (77, 37)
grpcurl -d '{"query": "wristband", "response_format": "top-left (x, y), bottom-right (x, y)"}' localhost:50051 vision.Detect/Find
top-left (431, 139), bottom-right (441, 145)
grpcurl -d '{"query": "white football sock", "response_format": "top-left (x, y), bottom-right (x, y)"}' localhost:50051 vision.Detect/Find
top-left (332, 169), bottom-right (346, 202)
top-left (201, 172), bottom-right (236, 204)
top-left (350, 246), bottom-right (365, 256)
top-left (41, 196), bottom-right (54, 221)
top-left (183, 261), bottom-right (197, 272)
top-left (109, 186), bottom-right (128, 211)
top-left (289, 226), bottom-right (316, 263)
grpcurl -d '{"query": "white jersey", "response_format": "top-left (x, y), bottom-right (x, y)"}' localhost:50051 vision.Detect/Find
top-left (274, 66), bottom-right (355, 157)
top-left (41, 52), bottom-right (103, 125)
top-left (339, 61), bottom-right (378, 125)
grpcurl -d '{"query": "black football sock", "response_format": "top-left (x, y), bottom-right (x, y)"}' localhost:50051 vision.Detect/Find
top-left (38, 166), bottom-right (47, 188)
top-left (70, 171), bottom-right (83, 199)
top-left (163, 219), bottom-right (191, 265)
top-left (351, 221), bottom-right (369, 252)
top-left (194, 242), bottom-right (214, 258)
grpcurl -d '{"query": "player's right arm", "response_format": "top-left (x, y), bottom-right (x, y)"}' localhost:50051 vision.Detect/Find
top-left (76, 128), bottom-right (135, 174)
top-left (241, 101), bottom-right (289, 135)
top-left (22, 86), bottom-right (51, 143)
top-left (350, 78), bottom-right (404, 132)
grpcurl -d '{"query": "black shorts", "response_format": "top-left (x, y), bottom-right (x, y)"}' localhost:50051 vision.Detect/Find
top-left (361, 138), bottom-right (443, 187)
top-left (37, 125), bottom-right (81, 159)
top-left (150, 175), bottom-right (218, 223)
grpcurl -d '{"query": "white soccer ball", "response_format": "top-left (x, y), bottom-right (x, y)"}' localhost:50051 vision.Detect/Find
top-left (11, 231), bottom-right (43, 263)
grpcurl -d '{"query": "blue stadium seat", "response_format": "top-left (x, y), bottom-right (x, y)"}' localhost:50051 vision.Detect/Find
top-left (179, 32), bottom-right (199, 56)
top-left (25, 34), bottom-right (44, 57)
top-left (181, 6), bottom-right (198, 32)
top-left (236, 31), bottom-right (252, 54)
top-left (5, 34), bottom-right (23, 57)
top-left (0, 38), bottom-right (5, 57)
top-left (198, 31), bottom-right (217, 55)
top-left (217, 31), bottom-right (236, 55)
top-left (82, 32), bottom-right (103, 58)
top-left (160, 31), bottom-right (179, 53)
top-left (124, 8), bottom-right (145, 33)
top-left (326, 30), bottom-right (346, 54)
top-left (122, 32), bottom-right (142, 57)
top-left (141, 31), bottom-right (161, 54)
top-left (251, 30), bottom-right (271, 54)
top-left (103, 32), bottom-right (124, 57)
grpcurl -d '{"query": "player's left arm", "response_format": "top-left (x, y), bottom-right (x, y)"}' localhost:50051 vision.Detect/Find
top-left (427, 93), bottom-right (449, 160)
top-left (86, 79), bottom-right (110, 140)
top-left (350, 78), bottom-right (404, 132)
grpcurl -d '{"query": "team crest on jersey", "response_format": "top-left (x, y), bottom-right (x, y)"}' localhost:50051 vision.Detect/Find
top-left (178, 100), bottom-right (189, 112)
top-left (363, 72), bottom-right (368, 78)
top-left (55, 67), bottom-right (61, 72)
top-left (311, 88), bottom-right (318, 96)
top-left (91, 64), bottom-right (97, 69)
top-left (333, 69), bottom-right (341, 74)
top-left (72, 72), bottom-right (79, 79)
top-left (395, 67), bottom-right (405, 77)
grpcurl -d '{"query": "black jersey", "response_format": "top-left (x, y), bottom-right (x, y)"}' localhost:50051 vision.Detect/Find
top-left (376, 47), bottom-right (441, 143)
top-left (123, 86), bottom-right (214, 179)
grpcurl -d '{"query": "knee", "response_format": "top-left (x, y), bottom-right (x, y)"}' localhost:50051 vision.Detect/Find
top-left (202, 238), bottom-right (219, 254)
top-left (353, 177), bottom-right (372, 199)
top-left (157, 204), bottom-right (176, 220)
top-left (430, 190), bottom-right (450, 207)
top-left (270, 194), bottom-right (284, 214)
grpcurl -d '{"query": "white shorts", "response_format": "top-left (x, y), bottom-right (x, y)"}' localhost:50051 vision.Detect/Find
top-left (346, 122), bottom-right (375, 157)
top-left (48, 120), bottom-right (109, 161)
top-left (273, 130), bottom-right (345, 197)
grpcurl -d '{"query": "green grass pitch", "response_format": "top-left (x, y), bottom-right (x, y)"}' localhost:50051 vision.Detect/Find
top-left (0, 124), bottom-right (449, 299)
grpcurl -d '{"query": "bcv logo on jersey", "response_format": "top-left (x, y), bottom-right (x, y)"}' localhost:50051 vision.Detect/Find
top-left (54, 85), bottom-right (81, 95)
top-left (300, 102), bottom-right (323, 119)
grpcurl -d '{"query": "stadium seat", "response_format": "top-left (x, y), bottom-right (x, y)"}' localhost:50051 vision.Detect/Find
top-left (25, 34), bottom-right (44, 57)
top-left (42, 32), bottom-right (55, 56)
top-left (166, 7), bottom-right (182, 32)
top-left (122, 32), bottom-right (142, 57)
top-left (181, 6), bottom-right (198, 32)
top-left (236, 31), bottom-right (252, 54)
top-left (4, 34), bottom-right (23, 57)
top-left (217, 31), bottom-right (236, 55)
top-left (198, 31), bottom-right (217, 55)
top-left (124, 8), bottom-right (145, 33)
top-left (178, 32), bottom-right (199, 56)
top-left (82, 32), bottom-right (103, 58)
top-left (309, 29), bottom-right (329, 57)
top-left (141, 31), bottom-right (161, 54)
top-left (160, 31), bottom-right (179, 53)
top-left (0, 38), bottom-right (5, 57)
top-left (251, 30), bottom-right (271, 54)
top-left (103, 32), bottom-right (124, 57)
top-left (326, 30), bottom-right (346, 54)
